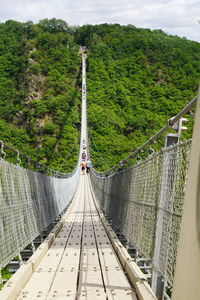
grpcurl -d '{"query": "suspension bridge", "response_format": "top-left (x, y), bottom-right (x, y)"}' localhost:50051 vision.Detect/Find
top-left (0, 51), bottom-right (200, 300)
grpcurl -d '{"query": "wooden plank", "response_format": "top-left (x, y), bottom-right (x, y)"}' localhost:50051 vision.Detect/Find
top-left (58, 249), bottom-right (80, 270)
top-left (17, 269), bottom-right (55, 299)
top-left (46, 270), bottom-right (79, 300)
top-left (80, 250), bottom-right (101, 271)
top-left (77, 270), bottom-right (106, 300)
top-left (106, 288), bottom-right (138, 300)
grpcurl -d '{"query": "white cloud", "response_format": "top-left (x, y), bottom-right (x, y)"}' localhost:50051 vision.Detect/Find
top-left (0, 0), bottom-right (199, 42)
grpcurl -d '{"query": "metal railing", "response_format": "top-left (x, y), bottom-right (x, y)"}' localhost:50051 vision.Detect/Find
top-left (0, 157), bottom-right (79, 270)
top-left (90, 139), bottom-right (191, 287)
top-left (89, 93), bottom-right (199, 298)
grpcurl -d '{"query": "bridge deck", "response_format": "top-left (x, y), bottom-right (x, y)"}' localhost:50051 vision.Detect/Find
top-left (16, 176), bottom-right (137, 300)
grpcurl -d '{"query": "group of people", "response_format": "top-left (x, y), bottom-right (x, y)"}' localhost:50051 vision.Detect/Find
top-left (81, 159), bottom-right (91, 175)
top-left (80, 139), bottom-right (91, 175)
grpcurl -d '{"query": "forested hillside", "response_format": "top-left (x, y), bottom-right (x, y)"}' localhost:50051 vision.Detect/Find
top-left (76, 24), bottom-right (200, 170)
top-left (0, 19), bottom-right (81, 172)
top-left (0, 20), bottom-right (200, 171)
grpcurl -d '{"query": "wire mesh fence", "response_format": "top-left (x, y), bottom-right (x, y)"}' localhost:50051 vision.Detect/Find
top-left (0, 160), bottom-right (79, 269)
top-left (90, 140), bottom-right (191, 284)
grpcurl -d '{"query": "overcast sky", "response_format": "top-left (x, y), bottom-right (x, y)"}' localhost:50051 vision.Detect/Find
top-left (0, 0), bottom-right (199, 42)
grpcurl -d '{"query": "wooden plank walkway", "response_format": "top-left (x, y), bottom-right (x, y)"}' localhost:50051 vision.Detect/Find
top-left (16, 176), bottom-right (137, 300)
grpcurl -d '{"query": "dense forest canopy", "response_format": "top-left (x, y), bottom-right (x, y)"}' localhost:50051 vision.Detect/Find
top-left (76, 24), bottom-right (200, 169)
top-left (0, 19), bottom-right (81, 172)
top-left (0, 19), bottom-right (199, 171)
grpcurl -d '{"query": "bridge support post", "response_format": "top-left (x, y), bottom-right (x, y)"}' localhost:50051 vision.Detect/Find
top-left (171, 89), bottom-right (200, 299)
top-left (151, 149), bottom-right (169, 299)
top-left (151, 142), bottom-right (179, 298)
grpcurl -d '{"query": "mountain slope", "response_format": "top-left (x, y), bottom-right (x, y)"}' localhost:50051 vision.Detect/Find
top-left (0, 19), bottom-right (81, 172)
top-left (75, 24), bottom-right (200, 170)
top-left (0, 20), bottom-right (200, 171)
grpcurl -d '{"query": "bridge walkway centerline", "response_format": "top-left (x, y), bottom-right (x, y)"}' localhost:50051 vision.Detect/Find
top-left (15, 175), bottom-right (137, 300)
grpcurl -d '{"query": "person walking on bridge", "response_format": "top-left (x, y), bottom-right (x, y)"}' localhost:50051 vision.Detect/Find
top-left (86, 159), bottom-right (91, 174)
top-left (81, 160), bottom-right (86, 175)
top-left (82, 139), bottom-right (86, 150)
top-left (82, 152), bottom-right (86, 161)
